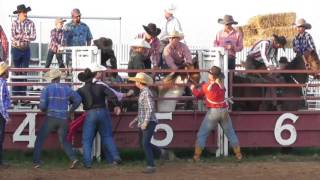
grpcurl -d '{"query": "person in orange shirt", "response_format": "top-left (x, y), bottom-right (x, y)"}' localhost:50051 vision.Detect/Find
top-left (190, 66), bottom-right (242, 161)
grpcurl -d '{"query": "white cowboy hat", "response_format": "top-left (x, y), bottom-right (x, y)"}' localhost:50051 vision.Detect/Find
top-left (165, 4), bottom-right (176, 14)
top-left (130, 39), bottom-right (151, 48)
top-left (0, 62), bottom-right (9, 76)
top-left (128, 72), bottom-right (153, 85)
top-left (90, 64), bottom-right (107, 72)
top-left (294, 18), bottom-right (312, 29)
top-left (166, 30), bottom-right (184, 39)
top-left (43, 68), bottom-right (64, 81)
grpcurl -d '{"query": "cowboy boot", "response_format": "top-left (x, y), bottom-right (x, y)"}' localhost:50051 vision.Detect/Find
top-left (233, 146), bottom-right (243, 161)
top-left (193, 146), bottom-right (203, 162)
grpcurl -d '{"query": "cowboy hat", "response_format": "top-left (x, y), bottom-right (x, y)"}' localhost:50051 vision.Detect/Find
top-left (166, 30), bottom-right (184, 39)
top-left (93, 37), bottom-right (113, 50)
top-left (218, 15), bottom-right (238, 25)
top-left (130, 39), bottom-right (151, 48)
top-left (294, 18), bottom-right (312, 29)
top-left (0, 62), bottom-right (9, 76)
top-left (13, 4), bottom-right (31, 14)
top-left (55, 18), bottom-right (66, 25)
top-left (90, 64), bottom-right (107, 72)
top-left (143, 23), bottom-right (161, 37)
top-left (128, 72), bottom-right (154, 85)
top-left (78, 68), bottom-right (95, 82)
top-left (43, 68), bottom-right (64, 81)
top-left (165, 4), bottom-right (176, 14)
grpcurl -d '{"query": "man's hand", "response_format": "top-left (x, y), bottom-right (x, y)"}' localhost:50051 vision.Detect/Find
top-left (140, 121), bottom-right (148, 130)
top-left (126, 89), bottom-right (134, 97)
top-left (190, 84), bottom-right (195, 90)
top-left (114, 106), bottom-right (121, 115)
top-left (129, 119), bottom-right (137, 128)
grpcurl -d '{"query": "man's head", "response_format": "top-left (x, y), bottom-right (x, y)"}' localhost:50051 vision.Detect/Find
top-left (43, 69), bottom-right (63, 83)
top-left (13, 4), bottom-right (31, 22)
top-left (272, 34), bottom-right (287, 49)
top-left (294, 18), bottom-right (311, 34)
top-left (55, 18), bottom-right (66, 30)
top-left (130, 39), bottom-right (151, 54)
top-left (167, 30), bottom-right (183, 46)
top-left (90, 64), bottom-right (107, 80)
top-left (71, 8), bottom-right (81, 24)
top-left (164, 4), bottom-right (176, 19)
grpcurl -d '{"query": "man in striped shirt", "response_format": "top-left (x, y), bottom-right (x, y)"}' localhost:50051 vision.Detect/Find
top-left (11, 4), bottom-right (36, 98)
top-left (214, 15), bottom-right (243, 70)
top-left (245, 35), bottom-right (287, 70)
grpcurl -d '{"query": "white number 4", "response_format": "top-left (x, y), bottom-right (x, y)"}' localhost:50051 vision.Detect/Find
top-left (13, 113), bottom-right (37, 148)
top-left (274, 113), bottom-right (299, 146)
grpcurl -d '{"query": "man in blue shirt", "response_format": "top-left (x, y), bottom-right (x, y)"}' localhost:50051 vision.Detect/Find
top-left (33, 69), bottom-right (81, 169)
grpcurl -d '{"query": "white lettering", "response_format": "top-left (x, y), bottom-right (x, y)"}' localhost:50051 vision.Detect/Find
top-left (274, 113), bottom-right (299, 146)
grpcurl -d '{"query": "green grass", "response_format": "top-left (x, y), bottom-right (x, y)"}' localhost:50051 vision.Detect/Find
top-left (4, 147), bottom-right (320, 168)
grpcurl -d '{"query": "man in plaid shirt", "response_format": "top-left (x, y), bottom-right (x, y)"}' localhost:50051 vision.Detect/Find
top-left (0, 25), bottom-right (8, 62)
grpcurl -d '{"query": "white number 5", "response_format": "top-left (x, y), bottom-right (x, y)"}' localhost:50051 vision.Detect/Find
top-left (274, 113), bottom-right (299, 146)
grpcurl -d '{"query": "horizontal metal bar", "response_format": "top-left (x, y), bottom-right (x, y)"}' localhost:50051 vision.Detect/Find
top-left (9, 15), bottom-right (121, 20)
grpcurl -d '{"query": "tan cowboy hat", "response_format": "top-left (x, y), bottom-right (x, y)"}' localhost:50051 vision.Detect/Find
top-left (43, 68), bottom-right (64, 81)
top-left (218, 15), bottom-right (238, 25)
top-left (294, 18), bottom-right (312, 29)
top-left (90, 64), bottom-right (107, 72)
top-left (55, 17), bottom-right (66, 25)
top-left (165, 4), bottom-right (176, 14)
top-left (128, 72), bottom-right (154, 85)
top-left (130, 39), bottom-right (151, 48)
top-left (0, 62), bottom-right (9, 76)
top-left (167, 30), bottom-right (184, 39)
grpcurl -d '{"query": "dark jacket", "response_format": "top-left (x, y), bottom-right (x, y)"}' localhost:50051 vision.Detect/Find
top-left (77, 82), bottom-right (120, 110)
top-left (128, 53), bottom-right (146, 77)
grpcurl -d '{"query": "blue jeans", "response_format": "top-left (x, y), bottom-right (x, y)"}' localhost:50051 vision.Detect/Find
top-left (11, 47), bottom-right (30, 96)
top-left (33, 116), bottom-right (76, 164)
top-left (0, 114), bottom-right (6, 164)
top-left (197, 108), bottom-right (239, 148)
top-left (82, 108), bottom-right (120, 167)
top-left (140, 121), bottom-right (161, 167)
top-left (45, 50), bottom-right (65, 68)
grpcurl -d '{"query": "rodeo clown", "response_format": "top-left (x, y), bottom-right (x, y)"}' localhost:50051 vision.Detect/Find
top-left (190, 66), bottom-right (242, 161)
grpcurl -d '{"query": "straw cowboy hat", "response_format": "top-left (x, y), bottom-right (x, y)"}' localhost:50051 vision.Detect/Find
top-left (143, 23), bottom-right (161, 37)
top-left (43, 69), bottom-right (64, 81)
top-left (165, 4), bottom-right (176, 14)
top-left (90, 64), bottom-right (107, 72)
top-left (93, 37), bottom-right (113, 50)
top-left (55, 17), bottom-right (66, 25)
top-left (167, 30), bottom-right (184, 39)
top-left (13, 4), bottom-right (31, 14)
top-left (0, 62), bottom-right (9, 76)
top-left (130, 39), bottom-right (151, 48)
top-left (128, 72), bottom-right (154, 85)
top-left (218, 15), bottom-right (238, 25)
top-left (294, 18), bottom-right (312, 29)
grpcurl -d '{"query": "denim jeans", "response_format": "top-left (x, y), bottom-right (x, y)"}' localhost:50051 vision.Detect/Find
top-left (140, 121), bottom-right (161, 167)
top-left (33, 116), bottom-right (76, 164)
top-left (197, 108), bottom-right (239, 148)
top-left (0, 114), bottom-right (6, 164)
top-left (45, 50), bottom-right (65, 68)
top-left (82, 108), bottom-right (120, 167)
top-left (11, 47), bottom-right (30, 96)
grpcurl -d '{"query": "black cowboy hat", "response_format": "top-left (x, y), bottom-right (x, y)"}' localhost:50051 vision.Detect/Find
top-left (78, 68), bottom-right (95, 82)
top-left (13, 4), bottom-right (31, 14)
top-left (93, 37), bottom-right (113, 50)
top-left (143, 23), bottom-right (161, 37)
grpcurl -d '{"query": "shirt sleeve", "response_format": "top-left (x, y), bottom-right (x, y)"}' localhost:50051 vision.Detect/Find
top-left (234, 31), bottom-right (244, 52)
top-left (192, 83), bottom-right (205, 98)
top-left (103, 85), bottom-right (121, 107)
top-left (183, 44), bottom-right (193, 64)
top-left (22, 21), bottom-right (36, 42)
top-left (69, 89), bottom-right (82, 112)
top-left (39, 87), bottom-right (48, 112)
top-left (0, 82), bottom-right (10, 120)
top-left (142, 91), bottom-right (152, 123)
top-left (163, 46), bottom-right (178, 69)
top-left (260, 41), bottom-right (272, 67)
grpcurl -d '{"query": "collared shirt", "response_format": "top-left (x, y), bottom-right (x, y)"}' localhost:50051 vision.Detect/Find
top-left (11, 18), bottom-right (36, 48)
top-left (48, 28), bottom-right (65, 53)
top-left (0, 78), bottom-right (10, 121)
top-left (0, 25), bottom-right (9, 61)
top-left (163, 41), bottom-right (192, 69)
top-left (214, 28), bottom-right (243, 57)
top-left (136, 87), bottom-right (157, 126)
top-left (92, 78), bottom-right (124, 101)
top-left (136, 33), bottom-right (161, 67)
top-left (247, 40), bottom-right (277, 67)
top-left (64, 21), bottom-right (93, 46)
top-left (159, 16), bottom-right (183, 41)
top-left (39, 83), bottom-right (82, 120)
top-left (292, 32), bottom-right (316, 55)
top-left (192, 81), bottom-right (228, 109)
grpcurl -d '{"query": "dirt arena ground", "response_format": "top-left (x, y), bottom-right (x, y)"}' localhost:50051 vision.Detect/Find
top-left (1, 161), bottom-right (320, 180)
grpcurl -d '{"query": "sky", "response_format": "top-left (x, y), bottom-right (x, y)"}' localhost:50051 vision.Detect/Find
top-left (0, 0), bottom-right (319, 48)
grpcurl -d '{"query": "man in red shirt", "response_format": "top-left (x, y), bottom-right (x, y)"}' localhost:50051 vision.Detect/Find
top-left (190, 66), bottom-right (242, 161)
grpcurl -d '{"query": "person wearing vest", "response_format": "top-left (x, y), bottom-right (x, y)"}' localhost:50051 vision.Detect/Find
top-left (245, 34), bottom-right (287, 70)
top-left (190, 66), bottom-right (242, 161)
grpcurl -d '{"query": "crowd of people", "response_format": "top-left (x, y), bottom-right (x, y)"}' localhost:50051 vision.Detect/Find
top-left (0, 3), bottom-right (318, 173)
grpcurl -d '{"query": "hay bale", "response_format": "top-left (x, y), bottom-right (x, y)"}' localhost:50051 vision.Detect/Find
top-left (248, 12), bottom-right (296, 29)
top-left (241, 25), bottom-right (258, 37)
top-left (258, 26), bottom-right (296, 39)
top-left (243, 35), bottom-right (261, 48)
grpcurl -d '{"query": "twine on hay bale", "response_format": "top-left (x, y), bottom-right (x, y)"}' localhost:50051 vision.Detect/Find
top-left (248, 12), bottom-right (296, 29)
top-left (258, 26), bottom-right (296, 38)
top-left (240, 25), bottom-right (258, 36)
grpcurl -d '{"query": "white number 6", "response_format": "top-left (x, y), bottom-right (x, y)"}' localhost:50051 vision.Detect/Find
top-left (274, 113), bottom-right (299, 146)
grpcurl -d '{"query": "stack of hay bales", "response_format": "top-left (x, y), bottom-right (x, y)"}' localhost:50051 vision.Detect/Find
top-left (239, 12), bottom-right (296, 48)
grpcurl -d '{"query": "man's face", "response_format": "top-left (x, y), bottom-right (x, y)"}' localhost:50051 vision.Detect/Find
top-left (164, 11), bottom-right (172, 19)
top-left (169, 37), bottom-right (179, 45)
top-left (18, 11), bottom-right (28, 21)
top-left (72, 13), bottom-right (81, 24)
top-left (56, 22), bottom-right (64, 29)
top-left (297, 26), bottom-right (305, 34)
